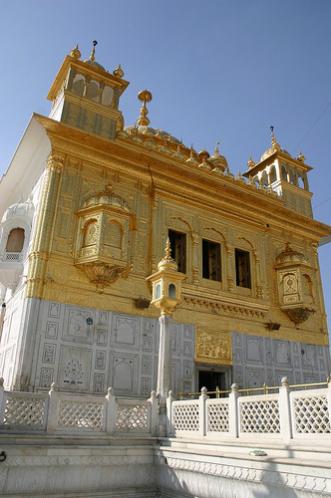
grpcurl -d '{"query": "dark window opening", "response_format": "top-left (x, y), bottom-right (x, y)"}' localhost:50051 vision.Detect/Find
top-left (202, 239), bottom-right (221, 281)
top-left (198, 370), bottom-right (226, 396)
top-left (168, 230), bottom-right (186, 273)
top-left (6, 228), bottom-right (25, 253)
top-left (235, 249), bottom-right (251, 288)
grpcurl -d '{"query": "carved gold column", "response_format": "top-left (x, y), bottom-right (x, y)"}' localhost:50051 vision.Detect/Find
top-left (26, 152), bottom-right (65, 298)
top-left (226, 244), bottom-right (234, 292)
top-left (192, 232), bottom-right (200, 284)
top-left (312, 242), bottom-right (328, 337)
top-left (254, 253), bottom-right (263, 299)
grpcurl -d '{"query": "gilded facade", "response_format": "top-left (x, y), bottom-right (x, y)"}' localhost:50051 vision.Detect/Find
top-left (0, 44), bottom-right (330, 395)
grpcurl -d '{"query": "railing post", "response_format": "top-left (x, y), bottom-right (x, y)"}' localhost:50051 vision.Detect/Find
top-left (148, 390), bottom-right (159, 436)
top-left (229, 383), bottom-right (239, 438)
top-left (166, 390), bottom-right (174, 436)
top-left (105, 387), bottom-right (117, 434)
top-left (0, 378), bottom-right (5, 424)
top-left (279, 376), bottom-right (292, 442)
top-left (46, 383), bottom-right (60, 432)
top-left (199, 387), bottom-right (208, 437)
top-left (327, 376), bottom-right (331, 425)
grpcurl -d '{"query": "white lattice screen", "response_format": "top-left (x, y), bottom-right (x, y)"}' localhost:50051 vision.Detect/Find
top-left (291, 391), bottom-right (331, 434)
top-left (58, 399), bottom-right (104, 431)
top-left (3, 394), bottom-right (47, 430)
top-left (239, 396), bottom-right (280, 434)
top-left (115, 402), bottom-right (150, 432)
top-left (207, 399), bottom-right (229, 433)
top-left (172, 401), bottom-right (199, 432)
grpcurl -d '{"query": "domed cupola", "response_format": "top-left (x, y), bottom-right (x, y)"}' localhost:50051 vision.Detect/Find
top-left (1, 200), bottom-right (34, 225)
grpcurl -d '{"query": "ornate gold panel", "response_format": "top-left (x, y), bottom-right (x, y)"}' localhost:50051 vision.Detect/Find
top-left (195, 328), bottom-right (232, 365)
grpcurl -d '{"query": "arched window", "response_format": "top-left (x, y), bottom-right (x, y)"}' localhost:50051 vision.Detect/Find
top-left (101, 86), bottom-right (114, 106)
top-left (287, 168), bottom-right (295, 184)
top-left (169, 283), bottom-right (176, 298)
top-left (72, 74), bottom-right (85, 96)
top-left (6, 228), bottom-right (25, 253)
top-left (269, 166), bottom-right (277, 183)
top-left (86, 80), bottom-right (100, 102)
top-left (280, 164), bottom-right (287, 181)
top-left (82, 220), bottom-right (98, 248)
top-left (155, 283), bottom-right (161, 300)
top-left (298, 175), bottom-right (305, 189)
top-left (261, 172), bottom-right (268, 187)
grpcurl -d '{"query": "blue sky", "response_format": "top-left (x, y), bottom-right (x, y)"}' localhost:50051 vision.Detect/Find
top-left (0, 0), bottom-right (330, 332)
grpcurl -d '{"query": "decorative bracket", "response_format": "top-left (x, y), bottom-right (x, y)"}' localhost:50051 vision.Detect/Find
top-left (79, 262), bottom-right (132, 288)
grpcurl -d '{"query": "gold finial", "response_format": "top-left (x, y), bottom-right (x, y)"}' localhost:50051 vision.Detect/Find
top-left (297, 151), bottom-right (305, 162)
top-left (113, 64), bottom-right (124, 78)
top-left (157, 237), bottom-right (177, 271)
top-left (137, 89), bottom-right (152, 127)
top-left (213, 142), bottom-right (220, 157)
top-left (247, 156), bottom-right (256, 169)
top-left (70, 44), bottom-right (81, 59)
top-left (270, 125), bottom-right (281, 152)
top-left (165, 237), bottom-right (171, 259)
top-left (89, 40), bottom-right (98, 62)
top-left (186, 146), bottom-right (198, 165)
top-left (198, 150), bottom-right (210, 170)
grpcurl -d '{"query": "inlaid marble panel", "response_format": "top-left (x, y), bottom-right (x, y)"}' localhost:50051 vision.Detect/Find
top-left (232, 332), bottom-right (331, 388)
top-left (33, 301), bottom-right (196, 396)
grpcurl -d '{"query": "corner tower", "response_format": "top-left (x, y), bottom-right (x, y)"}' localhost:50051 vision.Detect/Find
top-left (244, 128), bottom-right (313, 218)
top-left (47, 41), bottom-right (129, 139)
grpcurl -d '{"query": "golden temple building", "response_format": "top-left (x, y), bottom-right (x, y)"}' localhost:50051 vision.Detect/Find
top-left (0, 43), bottom-right (330, 395)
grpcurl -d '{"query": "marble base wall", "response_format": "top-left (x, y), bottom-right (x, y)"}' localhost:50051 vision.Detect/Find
top-left (28, 299), bottom-right (195, 396)
top-left (232, 331), bottom-right (331, 387)
top-left (0, 441), bottom-right (156, 498)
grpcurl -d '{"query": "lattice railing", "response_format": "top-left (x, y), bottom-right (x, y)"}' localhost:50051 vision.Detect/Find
top-left (167, 380), bottom-right (331, 443)
top-left (2, 392), bottom-right (48, 430)
top-left (290, 388), bottom-right (331, 435)
top-left (115, 400), bottom-right (150, 432)
top-left (0, 379), bottom-right (330, 443)
top-left (172, 400), bottom-right (199, 433)
top-left (1, 251), bottom-right (23, 262)
top-left (206, 398), bottom-right (229, 433)
top-left (57, 397), bottom-right (105, 431)
top-left (0, 382), bottom-right (157, 436)
top-left (239, 395), bottom-right (280, 434)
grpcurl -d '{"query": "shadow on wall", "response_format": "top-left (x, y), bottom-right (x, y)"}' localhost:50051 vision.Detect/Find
top-left (156, 445), bottom-right (324, 498)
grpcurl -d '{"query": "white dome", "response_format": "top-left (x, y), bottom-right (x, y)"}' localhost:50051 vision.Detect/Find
top-left (1, 200), bottom-right (34, 224)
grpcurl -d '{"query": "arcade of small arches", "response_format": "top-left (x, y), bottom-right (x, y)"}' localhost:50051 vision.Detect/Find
top-left (252, 162), bottom-right (309, 190)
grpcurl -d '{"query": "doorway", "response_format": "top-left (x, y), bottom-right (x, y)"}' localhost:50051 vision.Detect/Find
top-left (198, 370), bottom-right (226, 393)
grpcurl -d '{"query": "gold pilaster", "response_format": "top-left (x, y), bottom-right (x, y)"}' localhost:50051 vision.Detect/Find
top-left (26, 152), bottom-right (65, 298)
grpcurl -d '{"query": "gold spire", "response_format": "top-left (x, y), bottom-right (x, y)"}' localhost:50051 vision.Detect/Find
top-left (186, 146), bottom-right (198, 165)
top-left (297, 151), bottom-right (305, 162)
top-left (137, 90), bottom-right (152, 127)
top-left (157, 238), bottom-right (177, 271)
top-left (113, 64), bottom-right (124, 78)
top-left (89, 40), bottom-right (98, 62)
top-left (247, 156), bottom-right (256, 169)
top-left (165, 237), bottom-right (171, 258)
top-left (270, 125), bottom-right (281, 152)
top-left (213, 142), bottom-right (220, 157)
top-left (70, 44), bottom-right (81, 59)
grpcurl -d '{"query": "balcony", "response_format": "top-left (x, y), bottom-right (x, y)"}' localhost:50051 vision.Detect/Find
top-left (1, 252), bottom-right (23, 262)
top-left (0, 251), bottom-right (24, 289)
